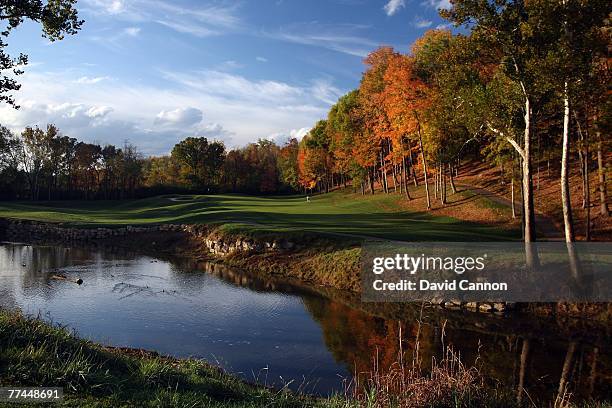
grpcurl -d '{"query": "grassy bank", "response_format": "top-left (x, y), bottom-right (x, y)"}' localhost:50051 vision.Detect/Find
top-left (0, 309), bottom-right (321, 407)
top-left (0, 310), bottom-right (519, 408)
top-left (0, 189), bottom-right (518, 241)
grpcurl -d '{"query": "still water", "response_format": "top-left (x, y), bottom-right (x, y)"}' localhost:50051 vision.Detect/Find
top-left (0, 242), bottom-right (610, 402)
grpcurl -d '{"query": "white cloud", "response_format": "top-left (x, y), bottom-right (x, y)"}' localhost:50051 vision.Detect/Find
top-left (87, 106), bottom-right (113, 118)
top-left (84, 0), bottom-right (125, 14)
top-left (155, 107), bottom-right (203, 127)
top-left (217, 60), bottom-right (243, 70)
top-left (256, 56), bottom-right (268, 63)
top-left (267, 22), bottom-right (379, 57)
top-left (424, 0), bottom-right (452, 10)
top-left (124, 27), bottom-right (141, 36)
top-left (75, 76), bottom-right (111, 84)
top-left (267, 127), bottom-right (310, 145)
top-left (0, 68), bottom-right (336, 154)
top-left (290, 127), bottom-right (310, 140)
top-left (310, 78), bottom-right (343, 105)
top-left (82, 0), bottom-right (242, 37)
top-left (384, 0), bottom-right (405, 16)
top-left (413, 17), bottom-right (433, 28)
top-left (160, 70), bottom-right (304, 104)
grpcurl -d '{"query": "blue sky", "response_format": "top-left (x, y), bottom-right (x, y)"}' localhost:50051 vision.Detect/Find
top-left (2, 0), bottom-right (450, 155)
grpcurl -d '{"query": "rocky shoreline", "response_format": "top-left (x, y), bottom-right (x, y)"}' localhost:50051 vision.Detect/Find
top-left (1, 217), bottom-right (609, 321)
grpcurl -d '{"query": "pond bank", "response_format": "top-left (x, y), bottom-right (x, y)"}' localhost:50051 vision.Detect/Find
top-left (0, 309), bottom-right (319, 407)
top-left (1, 217), bottom-right (610, 321)
top-left (0, 309), bottom-right (522, 407)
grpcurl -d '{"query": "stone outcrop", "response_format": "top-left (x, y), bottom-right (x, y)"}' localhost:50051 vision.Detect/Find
top-left (1, 218), bottom-right (297, 258)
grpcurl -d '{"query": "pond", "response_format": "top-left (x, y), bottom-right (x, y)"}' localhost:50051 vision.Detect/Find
top-left (0, 242), bottom-right (610, 403)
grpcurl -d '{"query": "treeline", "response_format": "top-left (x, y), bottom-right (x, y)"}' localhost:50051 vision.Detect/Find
top-left (0, 125), bottom-right (143, 200)
top-left (0, 125), bottom-right (301, 200)
top-left (295, 0), bottom-right (609, 243)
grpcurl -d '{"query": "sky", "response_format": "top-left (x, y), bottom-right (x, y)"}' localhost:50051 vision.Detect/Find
top-left (2, 0), bottom-right (451, 156)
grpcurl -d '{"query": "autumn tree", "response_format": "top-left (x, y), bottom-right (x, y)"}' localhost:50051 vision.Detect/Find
top-left (383, 51), bottom-right (433, 204)
top-left (359, 47), bottom-right (397, 194)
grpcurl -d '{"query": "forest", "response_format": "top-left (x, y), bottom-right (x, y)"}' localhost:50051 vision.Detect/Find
top-left (0, 0), bottom-right (609, 246)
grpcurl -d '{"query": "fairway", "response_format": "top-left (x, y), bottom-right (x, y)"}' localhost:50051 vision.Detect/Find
top-left (0, 191), bottom-right (518, 241)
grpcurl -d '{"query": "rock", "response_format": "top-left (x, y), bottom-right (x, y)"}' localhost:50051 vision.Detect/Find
top-left (444, 299), bottom-right (461, 309)
top-left (493, 302), bottom-right (506, 312)
top-left (479, 303), bottom-right (493, 312)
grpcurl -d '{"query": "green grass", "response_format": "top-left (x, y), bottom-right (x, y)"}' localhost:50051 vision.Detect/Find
top-left (0, 190), bottom-right (518, 241)
top-left (0, 309), bottom-right (331, 407)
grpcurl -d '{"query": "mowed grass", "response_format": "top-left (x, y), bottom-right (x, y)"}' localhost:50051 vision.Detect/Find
top-left (0, 190), bottom-right (518, 241)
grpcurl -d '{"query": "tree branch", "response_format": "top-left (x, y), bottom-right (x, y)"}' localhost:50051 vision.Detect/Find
top-left (487, 122), bottom-right (526, 161)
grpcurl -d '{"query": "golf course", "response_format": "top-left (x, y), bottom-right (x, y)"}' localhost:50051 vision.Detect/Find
top-left (0, 190), bottom-right (518, 242)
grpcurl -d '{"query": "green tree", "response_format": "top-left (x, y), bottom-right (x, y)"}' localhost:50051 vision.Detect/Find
top-left (171, 137), bottom-right (225, 190)
top-left (0, 0), bottom-right (83, 107)
top-left (442, 0), bottom-right (548, 246)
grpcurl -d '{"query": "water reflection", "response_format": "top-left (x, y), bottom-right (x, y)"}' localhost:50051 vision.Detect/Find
top-left (0, 243), bottom-right (610, 403)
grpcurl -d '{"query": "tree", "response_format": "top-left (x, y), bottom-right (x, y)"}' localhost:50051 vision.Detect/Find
top-left (359, 47), bottom-right (396, 194)
top-left (20, 125), bottom-right (51, 199)
top-left (0, 0), bottom-right (83, 107)
top-left (547, 0), bottom-right (609, 242)
top-left (0, 125), bottom-right (22, 198)
top-left (382, 53), bottom-right (426, 201)
top-left (278, 138), bottom-right (300, 191)
top-left (304, 120), bottom-right (333, 193)
top-left (442, 0), bottom-right (547, 246)
top-left (171, 137), bottom-right (225, 190)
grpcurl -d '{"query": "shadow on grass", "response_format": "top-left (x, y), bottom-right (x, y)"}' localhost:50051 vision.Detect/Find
top-left (0, 191), bottom-right (520, 241)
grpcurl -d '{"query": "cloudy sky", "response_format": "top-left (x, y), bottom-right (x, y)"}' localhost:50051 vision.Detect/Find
top-left (2, 0), bottom-right (450, 155)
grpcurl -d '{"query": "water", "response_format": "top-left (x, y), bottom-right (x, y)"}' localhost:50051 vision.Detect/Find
top-left (0, 242), bottom-right (610, 402)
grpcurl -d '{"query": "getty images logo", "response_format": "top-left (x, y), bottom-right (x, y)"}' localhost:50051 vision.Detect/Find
top-left (372, 254), bottom-right (488, 275)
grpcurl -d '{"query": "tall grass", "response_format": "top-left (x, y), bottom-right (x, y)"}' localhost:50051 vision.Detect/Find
top-left (338, 318), bottom-right (513, 408)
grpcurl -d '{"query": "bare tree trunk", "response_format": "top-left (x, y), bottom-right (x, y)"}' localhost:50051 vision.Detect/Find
top-left (380, 148), bottom-right (389, 194)
top-left (369, 168), bottom-right (375, 195)
top-left (516, 94), bottom-right (540, 268)
top-left (511, 177), bottom-right (517, 219)
top-left (576, 110), bottom-right (591, 240)
top-left (517, 338), bottom-right (530, 407)
top-left (449, 163), bottom-right (457, 194)
top-left (556, 341), bottom-right (577, 406)
top-left (392, 164), bottom-right (398, 193)
top-left (403, 157), bottom-right (411, 200)
top-left (596, 128), bottom-right (608, 217)
top-left (407, 138), bottom-right (418, 186)
top-left (579, 148), bottom-right (587, 209)
top-left (561, 83), bottom-right (575, 243)
top-left (389, 139), bottom-right (397, 193)
top-left (434, 169), bottom-right (438, 200)
top-left (399, 163), bottom-right (404, 194)
top-left (588, 347), bottom-right (598, 398)
top-left (440, 163), bottom-right (446, 205)
top-left (537, 133), bottom-right (540, 192)
top-left (417, 121), bottom-right (431, 210)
